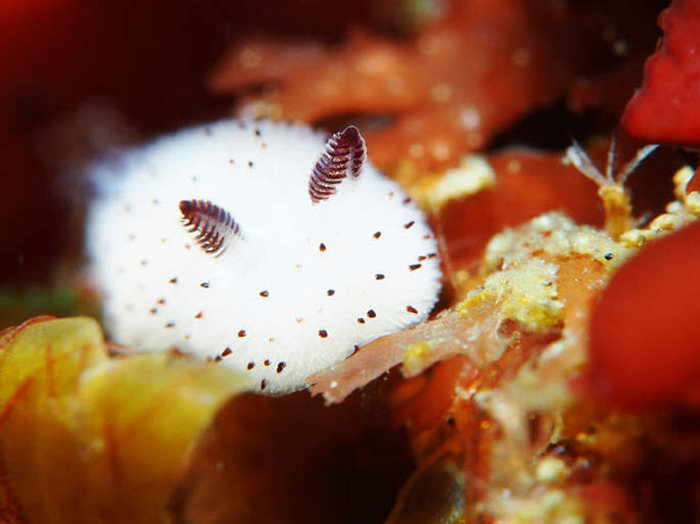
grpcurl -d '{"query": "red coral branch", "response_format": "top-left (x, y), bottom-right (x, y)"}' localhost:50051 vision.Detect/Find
top-left (622, 0), bottom-right (700, 145)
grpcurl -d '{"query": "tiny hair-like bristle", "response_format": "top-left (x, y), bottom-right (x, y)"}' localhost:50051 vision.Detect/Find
top-left (309, 125), bottom-right (366, 203)
top-left (179, 199), bottom-right (240, 257)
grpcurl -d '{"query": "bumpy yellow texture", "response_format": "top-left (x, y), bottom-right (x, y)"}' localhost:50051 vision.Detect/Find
top-left (403, 340), bottom-right (434, 373)
top-left (483, 212), bottom-right (630, 271)
top-left (462, 258), bottom-right (562, 331)
top-left (398, 153), bottom-right (496, 211)
top-left (620, 167), bottom-right (700, 247)
top-left (457, 213), bottom-right (632, 333)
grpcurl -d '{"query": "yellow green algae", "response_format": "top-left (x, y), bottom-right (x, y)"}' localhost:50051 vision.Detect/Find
top-left (483, 212), bottom-right (631, 273)
top-left (403, 340), bottom-right (435, 373)
top-left (463, 257), bottom-right (562, 331)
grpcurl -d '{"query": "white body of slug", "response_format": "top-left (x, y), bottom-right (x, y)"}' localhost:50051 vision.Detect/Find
top-left (86, 119), bottom-right (441, 393)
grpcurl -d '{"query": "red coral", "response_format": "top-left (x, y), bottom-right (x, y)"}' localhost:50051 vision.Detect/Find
top-left (589, 220), bottom-right (700, 407)
top-left (622, 0), bottom-right (700, 145)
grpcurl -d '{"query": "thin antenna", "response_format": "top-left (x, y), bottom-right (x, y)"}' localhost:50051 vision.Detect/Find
top-left (605, 136), bottom-right (617, 180)
top-left (617, 144), bottom-right (659, 185)
top-left (566, 137), bottom-right (660, 239)
top-left (566, 141), bottom-right (606, 187)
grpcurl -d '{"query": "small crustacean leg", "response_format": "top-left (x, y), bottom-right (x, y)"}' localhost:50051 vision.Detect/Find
top-left (566, 137), bottom-right (658, 239)
top-left (179, 199), bottom-right (241, 257)
top-left (309, 125), bottom-right (367, 203)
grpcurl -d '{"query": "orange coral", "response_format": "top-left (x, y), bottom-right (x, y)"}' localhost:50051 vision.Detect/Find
top-left (211, 0), bottom-right (622, 171)
top-left (307, 164), bottom-right (700, 519)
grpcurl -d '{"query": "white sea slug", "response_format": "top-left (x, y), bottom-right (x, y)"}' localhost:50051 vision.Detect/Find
top-left (86, 120), bottom-right (442, 393)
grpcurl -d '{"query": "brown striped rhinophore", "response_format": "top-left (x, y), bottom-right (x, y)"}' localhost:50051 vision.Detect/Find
top-left (309, 125), bottom-right (366, 203)
top-left (179, 199), bottom-right (240, 256)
